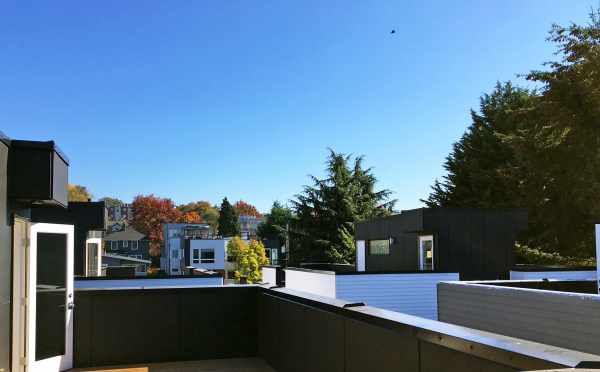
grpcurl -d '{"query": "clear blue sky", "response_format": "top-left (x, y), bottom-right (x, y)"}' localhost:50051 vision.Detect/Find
top-left (1, 1), bottom-right (595, 212)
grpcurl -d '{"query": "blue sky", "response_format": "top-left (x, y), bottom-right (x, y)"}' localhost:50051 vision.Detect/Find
top-left (1, 1), bottom-right (595, 212)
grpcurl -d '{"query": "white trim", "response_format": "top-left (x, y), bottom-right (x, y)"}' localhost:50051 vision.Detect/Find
top-left (356, 240), bottom-right (366, 272)
top-left (103, 253), bottom-right (151, 264)
top-left (418, 235), bottom-right (434, 271)
top-left (596, 224), bottom-right (600, 294)
top-left (27, 223), bottom-right (74, 372)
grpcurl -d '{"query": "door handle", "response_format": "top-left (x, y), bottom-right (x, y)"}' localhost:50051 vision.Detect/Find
top-left (59, 302), bottom-right (75, 310)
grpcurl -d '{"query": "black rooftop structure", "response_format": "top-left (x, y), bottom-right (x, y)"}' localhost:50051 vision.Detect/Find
top-left (7, 139), bottom-right (69, 207)
top-left (355, 207), bottom-right (528, 280)
top-left (31, 201), bottom-right (106, 276)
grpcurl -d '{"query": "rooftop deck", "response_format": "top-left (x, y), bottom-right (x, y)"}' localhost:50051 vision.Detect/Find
top-left (72, 285), bottom-right (600, 372)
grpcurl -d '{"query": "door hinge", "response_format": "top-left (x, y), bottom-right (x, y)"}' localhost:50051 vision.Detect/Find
top-left (20, 298), bottom-right (27, 307)
top-left (20, 357), bottom-right (27, 366)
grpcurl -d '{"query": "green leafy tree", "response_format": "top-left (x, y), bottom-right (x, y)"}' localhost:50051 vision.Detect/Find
top-left (68, 184), bottom-right (93, 202)
top-left (290, 150), bottom-right (395, 264)
top-left (218, 197), bottom-right (240, 237)
top-left (229, 238), bottom-right (269, 283)
top-left (257, 201), bottom-right (293, 248)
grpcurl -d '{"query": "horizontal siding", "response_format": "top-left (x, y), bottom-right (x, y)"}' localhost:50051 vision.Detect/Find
top-left (438, 282), bottom-right (600, 355)
top-left (75, 277), bottom-right (223, 289)
top-left (510, 270), bottom-right (597, 281)
top-left (335, 273), bottom-right (459, 320)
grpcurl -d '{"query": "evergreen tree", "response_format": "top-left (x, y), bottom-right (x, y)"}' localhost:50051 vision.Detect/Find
top-left (424, 82), bottom-right (535, 209)
top-left (257, 201), bottom-right (293, 248)
top-left (290, 150), bottom-right (395, 264)
top-left (218, 197), bottom-right (240, 237)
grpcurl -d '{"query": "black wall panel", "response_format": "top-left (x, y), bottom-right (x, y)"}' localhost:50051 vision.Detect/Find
top-left (419, 342), bottom-right (517, 372)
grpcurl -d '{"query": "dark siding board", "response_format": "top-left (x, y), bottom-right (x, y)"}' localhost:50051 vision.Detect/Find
top-left (358, 208), bottom-right (526, 280)
top-left (344, 318), bottom-right (419, 372)
top-left (419, 342), bottom-right (517, 372)
top-left (278, 300), bottom-right (307, 372)
top-left (304, 307), bottom-right (345, 372)
top-left (74, 287), bottom-right (258, 369)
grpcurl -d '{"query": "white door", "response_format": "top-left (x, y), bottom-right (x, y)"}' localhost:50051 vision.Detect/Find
top-left (27, 223), bottom-right (74, 372)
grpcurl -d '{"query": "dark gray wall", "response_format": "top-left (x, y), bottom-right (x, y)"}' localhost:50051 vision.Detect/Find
top-left (0, 139), bottom-right (10, 372)
top-left (74, 286), bottom-right (257, 368)
top-left (355, 208), bottom-right (527, 280)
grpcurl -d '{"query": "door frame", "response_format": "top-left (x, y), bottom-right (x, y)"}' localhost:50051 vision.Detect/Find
top-left (12, 217), bottom-right (30, 372)
top-left (26, 223), bottom-right (74, 372)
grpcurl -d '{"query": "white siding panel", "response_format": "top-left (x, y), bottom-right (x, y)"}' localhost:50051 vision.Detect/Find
top-left (284, 269), bottom-right (336, 298)
top-left (509, 270), bottom-right (597, 281)
top-left (262, 267), bottom-right (277, 285)
top-left (438, 282), bottom-right (600, 355)
top-left (335, 273), bottom-right (459, 320)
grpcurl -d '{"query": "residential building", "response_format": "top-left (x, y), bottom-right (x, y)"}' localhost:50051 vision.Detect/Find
top-left (239, 214), bottom-right (263, 239)
top-left (101, 253), bottom-right (151, 276)
top-left (103, 227), bottom-right (150, 260)
top-left (161, 223), bottom-right (211, 274)
top-left (106, 203), bottom-right (133, 233)
top-left (354, 207), bottom-right (528, 280)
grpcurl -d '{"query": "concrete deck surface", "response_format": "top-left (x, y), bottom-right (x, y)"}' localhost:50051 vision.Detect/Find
top-left (69, 358), bottom-right (275, 372)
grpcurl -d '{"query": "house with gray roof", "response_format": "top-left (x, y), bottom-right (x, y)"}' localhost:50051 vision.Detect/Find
top-left (103, 227), bottom-right (150, 260)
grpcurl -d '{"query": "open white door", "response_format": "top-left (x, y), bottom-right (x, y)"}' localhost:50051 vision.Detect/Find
top-left (26, 223), bottom-right (74, 372)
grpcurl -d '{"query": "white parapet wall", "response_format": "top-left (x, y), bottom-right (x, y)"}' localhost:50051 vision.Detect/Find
top-left (284, 268), bottom-right (336, 298)
top-left (510, 270), bottom-right (597, 281)
top-left (262, 266), bottom-right (277, 285)
top-left (283, 268), bottom-right (458, 320)
top-left (438, 281), bottom-right (600, 355)
top-left (75, 276), bottom-right (223, 289)
top-left (336, 272), bottom-right (459, 320)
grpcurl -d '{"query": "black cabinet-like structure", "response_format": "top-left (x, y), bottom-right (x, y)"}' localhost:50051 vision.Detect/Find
top-left (8, 140), bottom-right (69, 207)
top-left (355, 208), bottom-right (528, 280)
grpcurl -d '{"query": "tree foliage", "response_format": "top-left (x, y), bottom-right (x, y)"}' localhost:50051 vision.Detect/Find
top-left (257, 201), bottom-right (293, 247)
top-left (130, 194), bottom-right (181, 257)
top-left (218, 197), bottom-right (240, 237)
top-left (226, 237), bottom-right (269, 283)
top-left (98, 196), bottom-right (123, 208)
top-left (177, 201), bottom-right (219, 233)
top-left (68, 184), bottom-right (92, 202)
top-left (178, 211), bottom-right (203, 224)
top-left (425, 10), bottom-right (600, 258)
top-left (234, 200), bottom-right (263, 218)
top-left (290, 150), bottom-right (395, 264)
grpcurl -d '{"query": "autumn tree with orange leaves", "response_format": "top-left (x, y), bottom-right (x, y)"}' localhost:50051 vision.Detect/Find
top-left (233, 200), bottom-right (262, 218)
top-left (130, 195), bottom-right (182, 259)
top-left (178, 211), bottom-right (203, 224)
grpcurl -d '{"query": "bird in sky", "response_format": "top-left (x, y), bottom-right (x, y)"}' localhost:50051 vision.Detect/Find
top-left (391, 29), bottom-right (396, 34)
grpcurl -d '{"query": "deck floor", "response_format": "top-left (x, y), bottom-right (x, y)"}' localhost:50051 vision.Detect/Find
top-left (69, 358), bottom-right (275, 372)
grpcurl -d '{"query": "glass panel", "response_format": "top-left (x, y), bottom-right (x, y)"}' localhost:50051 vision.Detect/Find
top-left (192, 249), bottom-right (200, 263)
top-left (421, 239), bottom-right (433, 270)
top-left (87, 242), bottom-right (98, 276)
top-left (36, 233), bottom-right (67, 361)
top-left (369, 239), bottom-right (390, 255)
top-left (200, 249), bottom-right (215, 263)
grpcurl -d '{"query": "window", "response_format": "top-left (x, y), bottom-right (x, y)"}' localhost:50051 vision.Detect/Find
top-left (419, 235), bottom-right (434, 271)
top-left (171, 249), bottom-right (179, 259)
top-left (110, 241), bottom-right (117, 251)
top-left (192, 249), bottom-right (200, 264)
top-left (368, 239), bottom-right (390, 255)
top-left (200, 248), bottom-right (215, 263)
top-left (131, 240), bottom-right (138, 251)
top-left (123, 240), bottom-right (128, 248)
